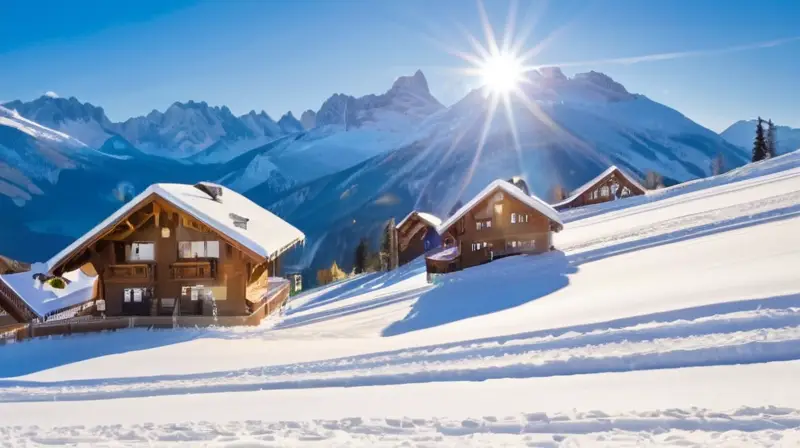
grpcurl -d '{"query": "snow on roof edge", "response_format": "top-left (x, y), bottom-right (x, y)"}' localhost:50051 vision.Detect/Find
top-left (553, 165), bottom-right (646, 207)
top-left (396, 211), bottom-right (442, 230)
top-left (437, 180), bottom-right (562, 235)
top-left (46, 183), bottom-right (305, 273)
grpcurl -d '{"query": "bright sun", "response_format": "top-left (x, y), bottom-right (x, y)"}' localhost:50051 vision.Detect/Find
top-left (480, 52), bottom-right (524, 94)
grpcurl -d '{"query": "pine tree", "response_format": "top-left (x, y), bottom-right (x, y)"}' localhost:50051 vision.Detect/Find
top-left (354, 238), bottom-right (369, 274)
top-left (752, 117), bottom-right (768, 162)
top-left (765, 119), bottom-right (777, 159)
top-left (379, 220), bottom-right (396, 271)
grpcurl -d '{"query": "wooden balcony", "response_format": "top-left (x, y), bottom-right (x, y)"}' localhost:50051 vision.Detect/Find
top-left (105, 264), bottom-right (155, 283)
top-left (170, 261), bottom-right (216, 281)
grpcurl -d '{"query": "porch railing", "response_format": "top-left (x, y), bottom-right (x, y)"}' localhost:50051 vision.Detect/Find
top-left (169, 261), bottom-right (216, 280)
top-left (106, 264), bottom-right (154, 283)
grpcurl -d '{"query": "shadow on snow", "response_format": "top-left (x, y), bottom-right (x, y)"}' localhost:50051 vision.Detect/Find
top-left (381, 205), bottom-right (800, 336)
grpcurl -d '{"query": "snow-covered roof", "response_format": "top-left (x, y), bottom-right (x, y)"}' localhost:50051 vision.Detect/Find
top-left (437, 180), bottom-right (562, 235)
top-left (0, 264), bottom-right (96, 318)
top-left (396, 211), bottom-right (442, 230)
top-left (554, 165), bottom-right (646, 208)
top-left (46, 183), bottom-right (305, 272)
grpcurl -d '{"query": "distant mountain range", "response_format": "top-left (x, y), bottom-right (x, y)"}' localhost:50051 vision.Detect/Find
top-left (0, 68), bottom-right (750, 284)
top-left (720, 120), bottom-right (800, 156)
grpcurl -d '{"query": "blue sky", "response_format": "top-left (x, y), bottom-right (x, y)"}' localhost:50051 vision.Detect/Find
top-left (1, 0), bottom-right (798, 131)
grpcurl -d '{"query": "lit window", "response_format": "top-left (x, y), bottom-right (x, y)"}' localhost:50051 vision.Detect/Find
top-left (178, 241), bottom-right (220, 259)
top-left (129, 242), bottom-right (155, 261)
top-left (600, 186), bottom-right (610, 197)
top-left (494, 204), bottom-right (503, 216)
top-left (486, 220), bottom-right (492, 228)
top-left (511, 213), bottom-right (517, 224)
top-left (476, 221), bottom-right (482, 231)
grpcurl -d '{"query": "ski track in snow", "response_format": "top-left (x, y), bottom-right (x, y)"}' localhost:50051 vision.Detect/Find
top-left (2, 304), bottom-right (800, 402)
top-left (2, 406), bottom-right (800, 447)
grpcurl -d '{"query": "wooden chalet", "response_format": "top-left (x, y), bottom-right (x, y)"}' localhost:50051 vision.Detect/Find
top-left (395, 211), bottom-right (442, 266)
top-left (425, 179), bottom-right (563, 277)
top-left (554, 165), bottom-right (646, 210)
top-left (1, 182), bottom-right (304, 326)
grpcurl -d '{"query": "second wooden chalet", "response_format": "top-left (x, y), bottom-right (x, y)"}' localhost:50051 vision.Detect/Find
top-left (0, 182), bottom-right (304, 325)
top-left (554, 165), bottom-right (646, 210)
top-left (395, 211), bottom-right (442, 266)
top-left (426, 179), bottom-right (563, 276)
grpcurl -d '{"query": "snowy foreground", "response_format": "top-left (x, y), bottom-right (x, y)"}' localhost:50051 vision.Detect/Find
top-left (1, 152), bottom-right (799, 447)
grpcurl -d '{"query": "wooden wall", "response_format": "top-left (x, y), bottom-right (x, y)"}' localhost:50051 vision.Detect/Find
top-left (558, 169), bottom-right (645, 210)
top-left (88, 199), bottom-right (259, 317)
top-left (397, 217), bottom-right (439, 266)
top-left (441, 189), bottom-right (553, 269)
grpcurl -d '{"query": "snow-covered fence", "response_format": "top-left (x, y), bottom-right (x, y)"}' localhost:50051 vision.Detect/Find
top-left (2, 280), bottom-right (291, 343)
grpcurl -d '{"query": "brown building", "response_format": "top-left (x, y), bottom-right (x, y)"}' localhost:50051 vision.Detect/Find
top-left (554, 165), bottom-right (646, 210)
top-left (426, 179), bottom-right (563, 277)
top-left (0, 182), bottom-right (304, 324)
top-left (395, 211), bottom-right (442, 266)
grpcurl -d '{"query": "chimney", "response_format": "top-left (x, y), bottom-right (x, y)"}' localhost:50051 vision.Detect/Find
top-left (194, 182), bottom-right (223, 202)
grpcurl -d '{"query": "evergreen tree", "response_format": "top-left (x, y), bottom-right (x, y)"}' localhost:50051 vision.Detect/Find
top-left (766, 119), bottom-right (777, 159)
top-left (752, 117), bottom-right (768, 162)
top-left (354, 238), bottom-right (369, 274)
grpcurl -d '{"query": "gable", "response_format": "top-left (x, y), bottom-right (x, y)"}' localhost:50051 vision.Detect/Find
top-left (554, 166), bottom-right (646, 208)
top-left (438, 180), bottom-right (562, 236)
top-left (47, 183), bottom-right (305, 275)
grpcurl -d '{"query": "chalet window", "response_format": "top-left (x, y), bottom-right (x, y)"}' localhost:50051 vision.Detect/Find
top-left (494, 203), bottom-right (503, 216)
top-left (476, 220), bottom-right (492, 231)
top-left (611, 183), bottom-right (619, 197)
top-left (600, 186), bottom-right (610, 197)
top-left (511, 213), bottom-right (529, 224)
top-left (471, 242), bottom-right (486, 252)
top-left (621, 187), bottom-right (631, 197)
top-left (178, 241), bottom-right (220, 259)
top-left (123, 287), bottom-right (151, 303)
top-left (129, 242), bottom-right (155, 262)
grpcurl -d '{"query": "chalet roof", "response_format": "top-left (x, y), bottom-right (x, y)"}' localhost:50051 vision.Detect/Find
top-left (437, 179), bottom-right (562, 235)
top-left (553, 165), bottom-right (646, 208)
top-left (46, 183), bottom-right (305, 273)
top-left (396, 211), bottom-right (442, 230)
top-left (0, 264), bottom-right (96, 318)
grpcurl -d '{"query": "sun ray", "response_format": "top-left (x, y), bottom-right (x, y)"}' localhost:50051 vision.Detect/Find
top-left (477, 0), bottom-right (501, 57)
top-left (453, 93), bottom-right (501, 203)
top-left (500, 0), bottom-right (518, 54)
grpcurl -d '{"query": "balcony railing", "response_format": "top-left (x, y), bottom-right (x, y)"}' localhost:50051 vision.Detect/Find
top-left (170, 261), bottom-right (216, 281)
top-left (106, 264), bottom-right (154, 283)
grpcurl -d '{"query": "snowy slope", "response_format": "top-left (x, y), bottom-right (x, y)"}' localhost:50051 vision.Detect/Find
top-left (721, 119), bottom-right (800, 156)
top-left (0, 154), bottom-right (798, 445)
top-left (253, 69), bottom-right (749, 282)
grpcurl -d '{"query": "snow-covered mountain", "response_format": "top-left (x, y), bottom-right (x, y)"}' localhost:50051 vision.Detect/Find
top-left (721, 119), bottom-right (800, 156)
top-left (0, 68), bottom-right (750, 277)
top-left (254, 68), bottom-right (749, 280)
top-left (300, 110), bottom-right (317, 130)
top-left (2, 97), bottom-right (288, 160)
top-left (277, 112), bottom-right (305, 134)
top-left (3, 95), bottom-right (117, 148)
